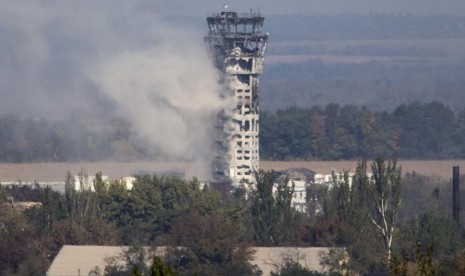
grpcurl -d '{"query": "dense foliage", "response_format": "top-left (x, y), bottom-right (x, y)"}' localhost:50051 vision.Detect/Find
top-left (1, 162), bottom-right (465, 275)
top-left (261, 101), bottom-right (465, 160)
top-left (0, 101), bottom-right (464, 162)
top-left (0, 172), bottom-right (296, 275)
top-left (0, 114), bottom-right (141, 162)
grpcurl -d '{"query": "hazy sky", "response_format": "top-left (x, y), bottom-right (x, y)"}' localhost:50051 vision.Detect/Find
top-left (1, 0), bottom-right (463, 119)
top-left (0, 1), bottom-right (228, 171)
top-left (157, 0), bottom-right (465, 16)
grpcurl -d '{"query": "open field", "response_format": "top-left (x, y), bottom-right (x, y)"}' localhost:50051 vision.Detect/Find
top-left (266, 54), bottom-right (423, 64)
top-left (0, 160), bottom-right (464, 182)
top-left (262, 160), bottom-right (465, 179)
top-left (266, 38), bottom-right (465, 65)
top-left (271, 38), bottom-right (465, 59)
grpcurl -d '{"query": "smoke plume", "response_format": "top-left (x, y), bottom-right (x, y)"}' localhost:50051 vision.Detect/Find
top-left (92, 32), bottom-right (229, 178)
top-left (0, 1), bottom-right (230, 178)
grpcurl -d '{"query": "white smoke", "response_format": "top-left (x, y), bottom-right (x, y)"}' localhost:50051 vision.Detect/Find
top-left (92, 33), bottom-right (230, 178)
top-left (0, 1), bottom-right (231, 178)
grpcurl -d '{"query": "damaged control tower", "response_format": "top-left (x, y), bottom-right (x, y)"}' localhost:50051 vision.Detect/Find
top-left (205, 8), bottom-right (269, 185)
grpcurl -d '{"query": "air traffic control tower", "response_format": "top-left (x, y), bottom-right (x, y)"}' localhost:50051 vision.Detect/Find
top-left (205, 8), bottom-right (268, 185)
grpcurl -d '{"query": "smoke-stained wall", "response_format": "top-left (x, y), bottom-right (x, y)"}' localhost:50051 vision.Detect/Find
top-left (205, 10), bottom-right (268, 184)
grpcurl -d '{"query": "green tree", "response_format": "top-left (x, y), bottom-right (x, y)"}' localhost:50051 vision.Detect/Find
top-left (249, 170), bottom-right (300, 246)
top-left (270, 249), bottom-right (330, 276)
top-left (167, 210), bottom-right (256, 275)
top-left (393, 101), bottom-right (455, 158)
top-left (320, 161), bottom-right (384, 272)
top-left (0, 205), bottom-right (51, 275)
top-left (151, 256), bottom-right (175, 276)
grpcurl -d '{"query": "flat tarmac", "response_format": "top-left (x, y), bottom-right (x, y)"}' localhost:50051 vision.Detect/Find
top-left (0, 160), bottom-right (464, 182)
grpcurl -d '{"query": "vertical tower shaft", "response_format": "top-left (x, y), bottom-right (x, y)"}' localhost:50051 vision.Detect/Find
top-left (205, 9), bottom-right (268, 185)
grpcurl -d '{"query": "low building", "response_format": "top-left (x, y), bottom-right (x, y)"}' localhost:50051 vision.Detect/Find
top-left (47, 245), bottom-right (342, 276)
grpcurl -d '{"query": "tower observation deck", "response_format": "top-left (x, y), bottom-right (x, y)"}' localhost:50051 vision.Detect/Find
top-left (205, 9), bottom-right (268, 185)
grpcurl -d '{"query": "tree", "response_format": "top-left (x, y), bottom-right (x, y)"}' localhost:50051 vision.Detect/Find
top-left (370, 157), bottom-right (402, 263)
top-left (319, 161), bottom-right (384, 272)
top-left (270, 249), bottom-right (330, 276)
top-left (167, 210), bottom-right (257, 275)
top-left (249, 170), bottom-right (300, 246)
top-left (0, 205), bottom-right (51, 275)
top-left (151, 256), bottom-right (175, 276)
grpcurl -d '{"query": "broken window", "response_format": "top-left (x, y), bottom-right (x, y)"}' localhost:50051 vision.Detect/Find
top-left (226, 58), bottom-right (253, 71)
top-left (237, 75), bottom-right (250, 85)
top-left (244, 120), bottom-right (250, 131)
top-left (244, 105), bottom-right (252, 115)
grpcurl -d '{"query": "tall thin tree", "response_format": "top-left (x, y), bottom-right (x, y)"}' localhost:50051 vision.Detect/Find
top-left (370, 157), bottom-right (402, 263)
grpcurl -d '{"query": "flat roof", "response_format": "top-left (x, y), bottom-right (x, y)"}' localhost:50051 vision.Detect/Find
top-left (47, 245), bottom-right (335, 276)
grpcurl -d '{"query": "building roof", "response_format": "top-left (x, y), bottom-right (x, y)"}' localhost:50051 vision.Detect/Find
top-left (251, 247), bottom-right (332, 275)
top-left (47, 245), bottom-right (334, 276)
top-left (47, 245), bottom-right (126, 276)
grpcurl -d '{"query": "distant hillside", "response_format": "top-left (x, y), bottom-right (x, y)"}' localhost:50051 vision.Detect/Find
top-left (250, 14), bottom-right (465, 112)
top-left (266, 14), bottom-right (465, 41)
top-left (261, 58), bottom-right (465, 112)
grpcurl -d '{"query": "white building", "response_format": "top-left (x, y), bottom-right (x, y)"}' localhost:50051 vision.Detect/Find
top-left (289, 180), bottom-right (307, 213)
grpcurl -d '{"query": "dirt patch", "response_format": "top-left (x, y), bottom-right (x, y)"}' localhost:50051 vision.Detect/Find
top-left (0, 160), bottom-right (463, 182)
top-left (262, 160), bottom-right (465, 180)
top-left (0, 161), bottom-right (194, 182)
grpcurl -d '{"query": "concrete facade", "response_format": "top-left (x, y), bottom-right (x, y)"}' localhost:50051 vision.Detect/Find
top-left (205, 9), bottom-right (268, 185)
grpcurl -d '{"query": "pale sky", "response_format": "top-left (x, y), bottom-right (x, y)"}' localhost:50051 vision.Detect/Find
top-left (156, 0), bottom-right (465, 16)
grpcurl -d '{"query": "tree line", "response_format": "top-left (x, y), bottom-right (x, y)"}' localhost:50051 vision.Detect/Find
top-left (1, 158), bottom-right (465, 275)
top-left (0, 114), bottom-right (142, 162)
top-left (0, 101), bottom-right (464, 162)
top-left (261, 101), bottom-right (465, 160)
